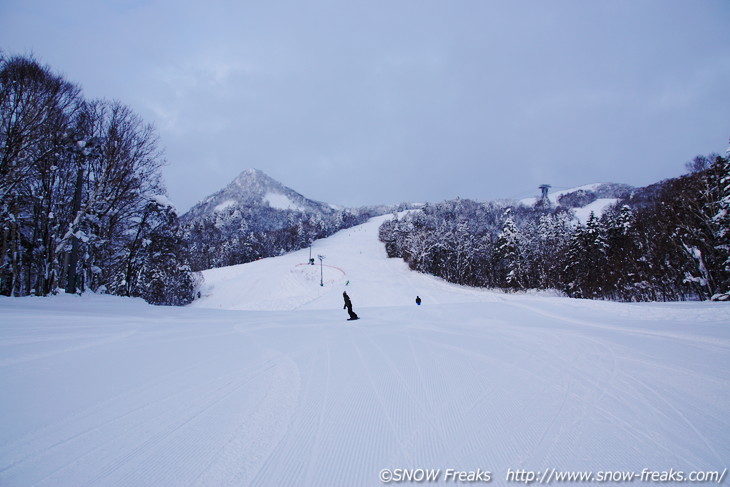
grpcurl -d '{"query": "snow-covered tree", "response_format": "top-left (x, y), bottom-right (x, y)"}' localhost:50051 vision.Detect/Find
top-left (133, 198), bottom-right (198, 306)
top-left (0, 55), bottom-right (198, 305)
top-left (711, 148), bottom-right (730, 298)
top-left (530, 211), bottom-right (573, 290)
top-left (496, 208), bottom-right (525, 289)
top-left (0, 55), bottom-right (82, 296)
top-left (560, 212), bottom-right (608, 298)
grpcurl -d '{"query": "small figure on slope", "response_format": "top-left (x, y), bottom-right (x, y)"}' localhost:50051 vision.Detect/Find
top-left (343, 291), bottom-right (359, 321)
top-left (416, 296), bottom-right (421, 306)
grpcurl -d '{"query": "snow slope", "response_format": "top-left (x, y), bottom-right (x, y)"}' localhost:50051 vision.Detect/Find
top-left (1, 216), bottom-right (729, 486)
top-left (572, 198), bottom-right (619, 223)
top-left (191, 215), bottom-right (495, 312)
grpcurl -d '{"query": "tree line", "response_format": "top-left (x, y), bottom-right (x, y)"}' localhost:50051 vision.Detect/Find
top-left (1, 54), bottom-right (198, 305)
top-left (379, 153), bottom-right (729, 302)
top-left (183, 206), bottom-right (387, 271)
top-left (182, 203), bottom-right (412, 270)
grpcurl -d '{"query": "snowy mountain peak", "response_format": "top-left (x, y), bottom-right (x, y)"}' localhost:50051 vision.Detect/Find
top-left (180, 168), bottom-right (335, 226)
top-left (233, 168), bottom-right (276, 189)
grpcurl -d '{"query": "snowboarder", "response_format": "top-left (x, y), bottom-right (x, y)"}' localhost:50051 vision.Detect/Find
top-left (343, 291), bottom-right (359, 321)
top-left (416, 296), bottom-right (421, 305)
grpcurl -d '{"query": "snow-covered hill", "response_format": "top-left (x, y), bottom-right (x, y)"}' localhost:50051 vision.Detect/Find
top-left (1, 216), bottom-right (728, 486)
top-left (178, 168), bottom-right (383, 272)
top-left (520, 183), bottom-right (633, 222)
top-left (181, 168), bottom-right (336, 224)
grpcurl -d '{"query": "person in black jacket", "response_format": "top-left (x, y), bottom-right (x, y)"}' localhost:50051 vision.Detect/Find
top-left (343, 291), bottom-right (359, 320)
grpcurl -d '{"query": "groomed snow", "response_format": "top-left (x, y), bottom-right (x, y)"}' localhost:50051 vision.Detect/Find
top-left (1, 215), bottom-right (729, 486)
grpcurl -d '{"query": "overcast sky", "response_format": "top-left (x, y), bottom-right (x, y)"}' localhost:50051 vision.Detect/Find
top-left (1, 0), bottom-right (729, 212)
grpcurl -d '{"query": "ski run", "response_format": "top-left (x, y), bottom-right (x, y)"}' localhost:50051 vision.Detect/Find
top-left (1, 215), bottom-right (728, 486)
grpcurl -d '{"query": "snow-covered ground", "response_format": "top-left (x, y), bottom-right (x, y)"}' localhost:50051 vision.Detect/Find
top-left (1, 216), bottom-right (729, 486)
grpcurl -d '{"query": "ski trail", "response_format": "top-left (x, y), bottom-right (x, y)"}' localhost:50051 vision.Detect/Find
top-left (0, 354), bottom-right (224, 475)
top-left (0, 327), bottom-right (140, 367)
top-left (349, 327), bottom-right (413, 461)
top-left (188, 353), bottom-right (301, 487)
top-left (2, 214), bottom-right (728, 486)
top-left (247, 338), bottom-right (338, 487)
top-left (624, 375), bottom-right (724, 465)
top-left (407, 331), bottom-right (434, 413)
top-left (300, 343), bottom-right (332, 487)
top-left (500, 298), bottom-right (730, 349)
top-left (37, 357), bottom-right (284, 487)
top-left (361, 331), bottom-right (451, 464)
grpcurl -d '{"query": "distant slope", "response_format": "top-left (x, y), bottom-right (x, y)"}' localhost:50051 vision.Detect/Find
top-left (520, 182), bottom-right (633, 222)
